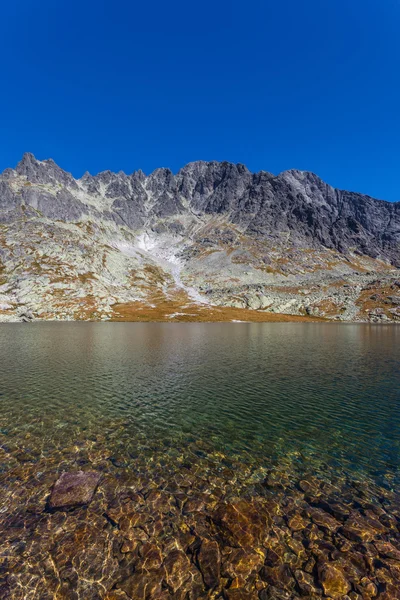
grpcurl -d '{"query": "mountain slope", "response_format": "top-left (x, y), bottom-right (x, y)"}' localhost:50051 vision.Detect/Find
top-left (0, 153), bottom-right (399, 322)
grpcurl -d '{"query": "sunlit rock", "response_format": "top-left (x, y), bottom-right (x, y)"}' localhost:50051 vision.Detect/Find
top-left (317, 562), bottom-right (351, 598)
top-left (196, 537), bottom-right (220, 589)
top-left (49, 470), bottom-right (101, 509)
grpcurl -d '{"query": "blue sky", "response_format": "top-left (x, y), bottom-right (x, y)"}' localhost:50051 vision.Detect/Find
top-left (0, 0), bottom-right (399, 200)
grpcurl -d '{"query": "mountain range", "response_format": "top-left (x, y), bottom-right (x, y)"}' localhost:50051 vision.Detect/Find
top-left (0, 153), bottom-right (399, 322)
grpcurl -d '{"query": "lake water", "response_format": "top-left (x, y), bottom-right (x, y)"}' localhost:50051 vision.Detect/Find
top-left (0, 323), bottom-right (399, 598)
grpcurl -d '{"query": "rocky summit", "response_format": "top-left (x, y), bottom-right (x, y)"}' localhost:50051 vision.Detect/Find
top-left (0, 152), bottom-right (399, 323)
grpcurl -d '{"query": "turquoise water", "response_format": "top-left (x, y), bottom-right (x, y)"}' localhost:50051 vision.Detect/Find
top-left (0, 322), bottom-right (399, 484)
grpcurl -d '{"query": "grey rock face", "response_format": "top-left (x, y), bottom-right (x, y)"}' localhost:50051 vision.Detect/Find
top-left (16, 152), bottom-right (78, 189)
top-left (112, 196), bottom-right (146, 229)
top-left (0, 153), bottom-right (399, 266)
top-left (0, 182), bottom-right (21, 212)
top-left (177, 161), bottom-right (252, 214)
top-left (21, 187), bottom-right (85, 222)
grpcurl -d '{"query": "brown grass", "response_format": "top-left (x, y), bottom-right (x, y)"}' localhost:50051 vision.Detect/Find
top-left (78, 272), bottom-right (96, 284)
top-left (110, 299), bottom-right (321, 323)
top-left (0, 263), bottom-right (6, 286)
top-left (110, 267), bottom-right (323, 322)
top-left (355, 283), bottom-right (398, 318)
top-left (309, 299), bottom-right (344, 318)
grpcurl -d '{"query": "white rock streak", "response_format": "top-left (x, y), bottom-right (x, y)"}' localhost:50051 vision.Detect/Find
top-left (113, 233), bottom-right (209, 305)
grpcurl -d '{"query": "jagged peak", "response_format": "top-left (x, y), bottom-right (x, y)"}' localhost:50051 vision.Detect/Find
top-left (178, 160), bottom-right (250, 176)
top-left (17, 151), bottom-right (38, 168)
top-left (275, 168), bottom-right (334, 190)
top-left (91, 170), bottom-right (115, 183)
top-left (130, 169), bottom-right (146, 181)
top-left (16, 152), bottom-right (58, 171)
top-left (2, 154), bottom-right (397, 205)
top-left (14, 152), bottom-right (77, 188)
top-left (251, 170), bottom-right (275, 183)
top-left (179, 159), bottom-right (217, 170)
top-left (278, 168), bottom-right (320, 179)
top-left (22, 151), bottom-right (36, 161)
top-left (17, 152), bottom-right (57, 168)
top-left (148, 167), bottom-right (174, 177)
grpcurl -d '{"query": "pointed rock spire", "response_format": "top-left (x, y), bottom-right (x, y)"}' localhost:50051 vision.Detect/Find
top-left (15, 152), bottom-right (77, 188)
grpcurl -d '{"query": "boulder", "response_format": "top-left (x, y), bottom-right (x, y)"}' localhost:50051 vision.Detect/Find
top-left (163, 549), bottom-right (191, 594)
top-left (49, 471), bottom-right (101, 509)
top-left (318, 563), bottom-right (351, 599)
top-left (197, 538), bottom-right (220, 589)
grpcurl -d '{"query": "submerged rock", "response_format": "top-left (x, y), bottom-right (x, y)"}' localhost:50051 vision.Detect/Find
top-left (197, 537), bottom-right (221, 589)
top-left (163, 549), bottom-right (192, 593)
top-left (318, 562), bottom-right (351, 598)
top-left (49, 470), bottom-right (101, 509)
top-left (2, 428), bottom-right (400, 598)
top-left (212, 500), bottom-right (268, 547)
top-left (118, 571), bottom-right (164, 599)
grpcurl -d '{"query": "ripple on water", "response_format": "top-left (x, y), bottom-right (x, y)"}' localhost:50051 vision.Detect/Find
top-left (0, 323), bottom-right (399, 598)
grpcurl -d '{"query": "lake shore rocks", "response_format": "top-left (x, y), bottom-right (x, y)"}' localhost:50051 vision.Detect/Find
top-left (0, 434), bottom-right (399, 599)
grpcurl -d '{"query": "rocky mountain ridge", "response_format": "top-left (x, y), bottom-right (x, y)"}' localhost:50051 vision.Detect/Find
top-left (0, 153), bottom-right (399, 322)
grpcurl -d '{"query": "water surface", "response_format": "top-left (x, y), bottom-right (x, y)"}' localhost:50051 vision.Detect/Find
top-left (1, 322), bottom-right (399, 482)
top-left (0, 323), bottom-right (399, 598)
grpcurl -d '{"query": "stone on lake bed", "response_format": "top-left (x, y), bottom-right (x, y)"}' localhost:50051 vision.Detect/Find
top-left (318, 563), bottom-right (351, 599)
top-left (197, 538), bottom-right (220, 589)
top-left (49, 470), bottom-right (101, 509)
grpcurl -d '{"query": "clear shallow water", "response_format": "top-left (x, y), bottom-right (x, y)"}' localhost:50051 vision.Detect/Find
top-left (1, 323), bottom-right (400, 599)
top-left (0, 322), bottom-right (399, 484)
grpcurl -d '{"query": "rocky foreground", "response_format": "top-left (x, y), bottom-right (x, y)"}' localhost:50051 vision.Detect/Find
top-left (0, 153), bottom-right (399, 323)
top-left (1, 433), bottom-right (400, 599)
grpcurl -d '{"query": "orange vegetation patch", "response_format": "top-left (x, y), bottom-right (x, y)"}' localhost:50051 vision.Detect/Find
top-left (72, 295), bottom-right (101, 320)
top-left (110, 300), bottom-right (320, 323)
top-left (78, 272), bottom-right (96, 284)
top-left (129, 264), bottom-right (171, 292)
top-left (356, 281), bottom-right (400, 319)
top-left (254, 264), bottom-right (282, 275)
top-left (0, 266), bottom-right (6, 286)
top-left (309, 299), bottom-right (345, 318)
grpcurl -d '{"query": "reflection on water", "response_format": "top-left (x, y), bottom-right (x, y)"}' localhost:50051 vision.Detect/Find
top-left (0, 323), bottom-right (399, 598)
top-left (1, 323), bottom-right (399, 480)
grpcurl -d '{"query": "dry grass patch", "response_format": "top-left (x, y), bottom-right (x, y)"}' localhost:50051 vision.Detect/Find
top-left (309, 299), bottom-right (344, 318)
top-left (71, 296), bottom-right (100, 320)
top-left (78, 272), bottom-right (96, 284)
top-left (110, 299), bottom-right (320, 323)
top-left (0, 263), bottom-right (7, 286)
top-left (356, 281), bottom-right (400, 318)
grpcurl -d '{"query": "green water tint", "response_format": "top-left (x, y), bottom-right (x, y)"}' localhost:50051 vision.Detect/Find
top-left (0, 323), bottom-right (399, 598)
top-left (0, 323), bottom-right (399, 485)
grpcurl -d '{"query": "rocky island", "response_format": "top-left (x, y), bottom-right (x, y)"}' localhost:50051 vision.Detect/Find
top-left (0, 153), bottom-right (399, 323)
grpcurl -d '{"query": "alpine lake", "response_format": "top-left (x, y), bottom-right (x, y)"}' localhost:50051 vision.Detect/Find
top-left (0, 323), bottom-right (399, 599)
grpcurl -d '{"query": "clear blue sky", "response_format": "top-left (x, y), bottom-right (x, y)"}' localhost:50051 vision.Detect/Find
top-left (1, 0), bottom-right (399, 200)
